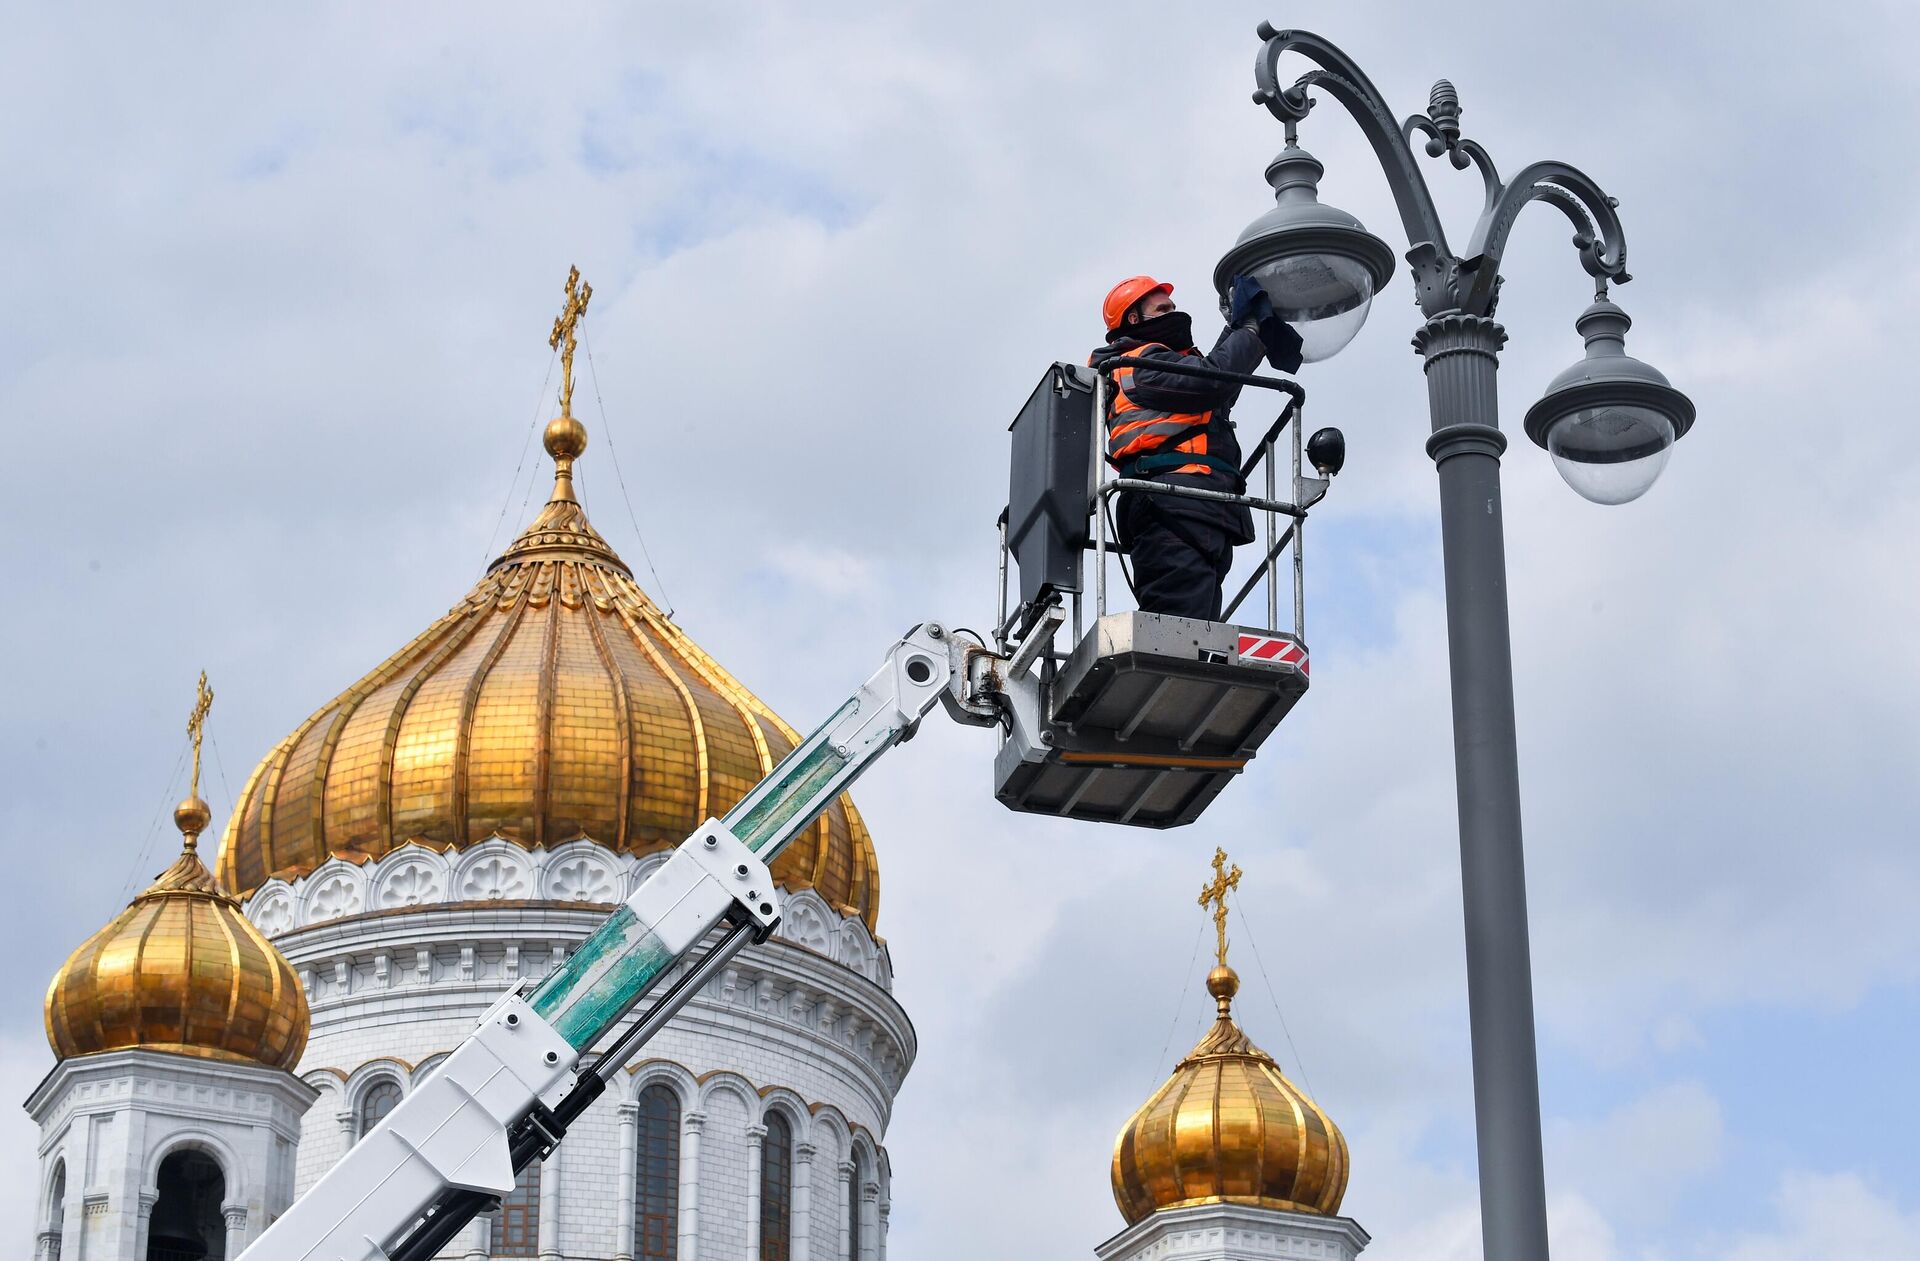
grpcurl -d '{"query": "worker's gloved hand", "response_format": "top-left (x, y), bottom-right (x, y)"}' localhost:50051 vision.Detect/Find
top-left (1226, 274), bottom-right (1274, 328)
top-left (1257, 315), bottom-right (1305, 373)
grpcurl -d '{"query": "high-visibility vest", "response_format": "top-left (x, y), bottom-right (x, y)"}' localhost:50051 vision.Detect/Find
top-left (1103, 343), bottom-right (1223, 480)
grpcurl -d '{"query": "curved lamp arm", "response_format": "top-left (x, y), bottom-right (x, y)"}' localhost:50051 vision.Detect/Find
top-left (1254, 24), bottom-right (1451, 261)
top-left (1460, 160), bottom-right (1630, 314)
top-left (1254, 24), bottom-right (1632, 320)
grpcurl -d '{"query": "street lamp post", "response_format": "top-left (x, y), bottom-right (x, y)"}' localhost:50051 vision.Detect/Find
top-left (1217, 25), bottom-right (1696, 1261)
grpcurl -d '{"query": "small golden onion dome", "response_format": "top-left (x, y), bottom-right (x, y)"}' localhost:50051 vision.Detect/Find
top-left (45, 797), bottom-right (308, 1068)
top-left (1111, 964), bottom-right (1349, 1224)
top-left (217, 411), bottom-right (883, 927)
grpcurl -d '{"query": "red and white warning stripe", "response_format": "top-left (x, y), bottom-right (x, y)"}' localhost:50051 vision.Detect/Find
top-left (1235, 633), bottom-right (1309, 675)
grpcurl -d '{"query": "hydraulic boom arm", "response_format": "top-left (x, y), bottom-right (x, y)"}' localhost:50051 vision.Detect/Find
top-left (242, 624), bottom-right (970, 1261)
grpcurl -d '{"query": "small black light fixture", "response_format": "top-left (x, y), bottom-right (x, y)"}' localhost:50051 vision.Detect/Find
top-left (1306, 427), bottom-right (1347, 477)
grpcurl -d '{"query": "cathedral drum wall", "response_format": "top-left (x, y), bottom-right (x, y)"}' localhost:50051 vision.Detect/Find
top-left (251, 843), bottom-right (912, 1259)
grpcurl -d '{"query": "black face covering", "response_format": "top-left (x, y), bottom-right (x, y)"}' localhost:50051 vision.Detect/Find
top-left (1117, 310), bottom-right (1195, 350)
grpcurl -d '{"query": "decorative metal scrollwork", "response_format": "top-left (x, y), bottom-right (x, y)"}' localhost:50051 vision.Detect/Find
top-left (1252, 24), bottom-right (1630, 319)
top-left (1403, 79), bottom-right (1501, 225)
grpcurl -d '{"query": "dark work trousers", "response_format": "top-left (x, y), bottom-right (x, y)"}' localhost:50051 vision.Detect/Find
top-left (1119, 493), bottom-right (1236, 621)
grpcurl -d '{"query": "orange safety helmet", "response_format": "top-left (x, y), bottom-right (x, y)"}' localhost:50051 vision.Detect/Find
top-left (1102, 275), bottom-right (1174, 331)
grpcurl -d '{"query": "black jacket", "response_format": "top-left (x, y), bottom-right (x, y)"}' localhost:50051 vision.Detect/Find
top-left (1089, 323), bottom-right (1265, 544)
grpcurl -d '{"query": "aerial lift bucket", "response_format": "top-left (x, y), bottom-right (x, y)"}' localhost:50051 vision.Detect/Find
top-left (994, 610), bottom-right (1308, 826)
top-left (990, 360), bottom-right (1333, 827)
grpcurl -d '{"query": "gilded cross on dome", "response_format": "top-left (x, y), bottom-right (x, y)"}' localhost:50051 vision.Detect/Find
top-left (186, 670), bottom-right (213, 801)
top-left (548, 265), bottom-right (594, 419)
top-left (1198, 846), bottom-right (1242, 968)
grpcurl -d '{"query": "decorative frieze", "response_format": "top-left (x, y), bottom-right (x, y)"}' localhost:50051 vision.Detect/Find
top-left (246, 836), bottom-right (895, 989)
top-left (246, 845), bottom-right (914, 1103)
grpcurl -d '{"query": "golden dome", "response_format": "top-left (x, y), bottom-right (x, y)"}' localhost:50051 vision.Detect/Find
top-left (1111, 964), bottom-right (1349, 1224)
top-left (216, 412), bottom-right (883, 927)
top-left (46, 795), bottom-right (309, 1069)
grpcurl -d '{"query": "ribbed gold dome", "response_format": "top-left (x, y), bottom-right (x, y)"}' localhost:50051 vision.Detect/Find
top-left (216, 418), bottom-right (882, 927)
top-left (46, 798), bottom-right (309, 1069)
top-left (1111, 965), bottom-right (1348, 1224)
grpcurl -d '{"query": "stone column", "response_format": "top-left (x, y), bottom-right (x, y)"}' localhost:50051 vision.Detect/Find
top-left (134, 1188), bottom-right (158, 1261)
top-left (463, 1213), bottom-right (490, 1261)
top-left (33, 1230), bottom-right (58, 1261)
top-left (678, 1110), bottom-right (706, 1261)
top-left (117, 1109), bottom-right (151, 1260)
top-left (836, 1161), bottom-right (854, 1261)
top-left (792, 1143), bottom-right (817, 1261)
top-left (877, 1195), bottom-right (890, 1261)
top-left (57, 1180), bottom-right (81, 1261)
top-left (744, 1124), bottom-right (767, 1261)
top-left (537, 1148), bottom-right (562, 1261)
top-left (242, 1121), bottom-right (275, 1247)
top-left (858, 1177), bottom-right (880, 1261)
top-left (224, 1205), bottom-right (250, 1259)
top-left (614, 1101), bottom-right (640, 1261)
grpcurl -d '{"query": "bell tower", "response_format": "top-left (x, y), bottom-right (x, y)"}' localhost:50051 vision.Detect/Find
top-left (28, 678), bottom-right (316, 1260)
top-left (1099, 849), bottom-right (1369, 1261)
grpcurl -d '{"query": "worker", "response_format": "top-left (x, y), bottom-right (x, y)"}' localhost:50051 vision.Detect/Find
top-left (1089, 274), bottom-right (1304, 621)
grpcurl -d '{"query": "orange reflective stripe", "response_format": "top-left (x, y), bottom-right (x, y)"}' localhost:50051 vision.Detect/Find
top-left (1110, 417), bottom-right (1207, 461)
top-left (1106, 344), bottom-right (1212, 463)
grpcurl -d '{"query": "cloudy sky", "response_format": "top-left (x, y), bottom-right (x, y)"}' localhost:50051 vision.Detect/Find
top-left (5, 3), bottom-right (1918, 1258)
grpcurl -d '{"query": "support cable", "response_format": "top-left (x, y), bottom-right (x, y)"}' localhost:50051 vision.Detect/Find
top-left (120, 740), bottom-right (190, 897)
top-left (208, 732), bottom-right (239, 841)
top-left (480, 349), bottom-right (559, 571)
top-left (1151, 918), bottom-right (1208, 1082)
top-left (1230, 888), bottom-right (1316, 1101)
top-left (582, 330), bottom-right (676, 619)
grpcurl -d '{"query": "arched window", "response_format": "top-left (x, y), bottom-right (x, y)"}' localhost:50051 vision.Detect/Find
top-left (495, 1161), bottom-right (541, 1258)
top-left (759, 1112), bottom-right (792, 1261)
top-left (147, 1149), bottom-right (226, 1260)
top-left (635, 1085), bottom-right (680, 1260)
top-left (45, 1160), bottom-right (65, 1260)
top-left (848, 1148), bottom-right (869, 1261)
top-left (356, 1080), bottom-right (403, 1142)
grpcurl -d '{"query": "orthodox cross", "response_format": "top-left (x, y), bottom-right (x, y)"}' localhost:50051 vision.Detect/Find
top-left (186, 670), bottom-right (213, 801)
top-left (1197, 846), bottom-right (1243, 968)
top-left (548, 265), bottom-right (594, 419)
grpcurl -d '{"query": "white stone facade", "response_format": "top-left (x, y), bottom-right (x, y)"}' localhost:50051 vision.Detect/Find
top-left (24, 1049), bottom-right (318, 1261)
top-left (1095, 1202), bottom-right (1370, 1261)
top-left (249, 838), bottom-right (911, 1260)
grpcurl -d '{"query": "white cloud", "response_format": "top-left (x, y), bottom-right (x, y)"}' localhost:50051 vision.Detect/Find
top-left (1722, 1172), bottom-right (1920, 1261)
top-left (1547, 1082), bottom-right (1723, 1223)
top-left (763, 542), bottom-right (878, 599)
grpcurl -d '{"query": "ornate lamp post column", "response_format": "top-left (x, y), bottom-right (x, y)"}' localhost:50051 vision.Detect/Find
top-left (1218, 25), bottom-right (1697, 1260)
